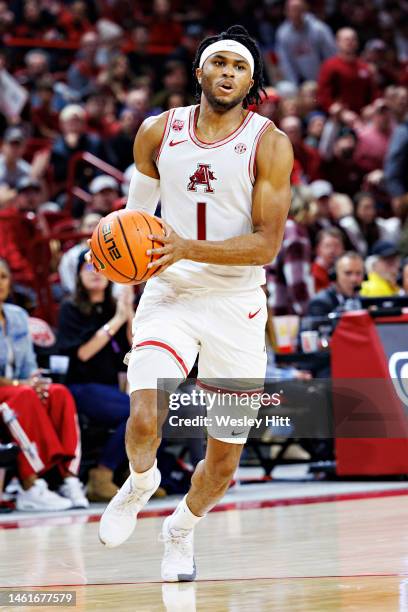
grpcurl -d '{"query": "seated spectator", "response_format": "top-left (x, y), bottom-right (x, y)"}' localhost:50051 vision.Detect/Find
top-left (312, 228), bottom-right (345, 292)
top-left (147, 0), bottom-right (183, 48)
top-left (299, 81), bottom-right (319, 118)
top-left (266, 186), bottom-right (314, 316)
top-left (30, 77), bottom-right (60, 139)
top-left (280, 115), bottom-right (320, 182)
top-left (16, 49), bottom-right (50, 94)
top-left (307, 179), bottom-right (335, 243)
top-left (58, 212), bottom-right (102, 295)
top-left (0, 258), bottom-right (87, 511)
top-left (107, 109), bottom-right (140, 171)
top-left (275, 0), bottom-right (335, 86)
top-left (306, 251), bottom-right (364, 316)
top-left (319, 127), bottom-right (364, 196)
top-left (0, 127), bottom-right (32, 189)
top-left (318, 28), bottom-right (376, 114)
top-left (304, 111), bottom-right (326, 149)
top-left (50, 104), bottom-right (108, 193)
top-left (338, 192), bottom-right (401, 257)
top-left (354, 99), bottom-right (395, 173)
top-left (151, 61), bottom-right (192, 111)
top-left (385, 86), bottom-right (408, 124)
top-left (360, 241), bottom-right (401, 297)
top-left (57, 251), bottom-right (133, 501)
top-left (97, 54), bottom-right (137, 104)
top-left (88, 175), bottom-right (120, 215)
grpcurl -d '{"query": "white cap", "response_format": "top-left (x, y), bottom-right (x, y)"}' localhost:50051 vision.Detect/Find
top-left (59, 104), bottom-right (86, 122)
top-left (309, 180), bottom-right (333, 200)
top-left (89, 175), bottom-right (119, 194)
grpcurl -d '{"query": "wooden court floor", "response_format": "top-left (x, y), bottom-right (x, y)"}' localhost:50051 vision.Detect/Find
top-left (0, 494), bottom-right (407, 611)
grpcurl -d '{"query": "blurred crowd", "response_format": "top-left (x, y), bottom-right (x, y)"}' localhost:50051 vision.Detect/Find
top-left (1, 0), bottom-right (408, 509)
top-left (0, 0), bottom-right (407, 318)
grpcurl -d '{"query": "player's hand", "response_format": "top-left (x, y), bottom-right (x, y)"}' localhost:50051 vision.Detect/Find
top-left (146, 220), bottom-right (187, 274)
top-left (85, 239), bottom-right (100, 272)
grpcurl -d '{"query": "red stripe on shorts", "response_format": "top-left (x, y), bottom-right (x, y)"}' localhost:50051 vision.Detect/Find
top-left (134, 340), bottom-right (189, 377)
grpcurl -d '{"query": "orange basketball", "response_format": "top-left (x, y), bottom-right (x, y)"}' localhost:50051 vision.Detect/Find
top-left (90, 210), bottom-right (166, 284)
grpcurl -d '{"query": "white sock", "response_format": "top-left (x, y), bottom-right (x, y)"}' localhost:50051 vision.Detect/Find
top-left (129, 459), bottom-right (157, 490)
top-left (168, 495), bottom-right (204, 531)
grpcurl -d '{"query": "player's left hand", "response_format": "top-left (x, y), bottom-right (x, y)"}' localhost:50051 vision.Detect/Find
top-left (146, 220), bottom-right (187, 274)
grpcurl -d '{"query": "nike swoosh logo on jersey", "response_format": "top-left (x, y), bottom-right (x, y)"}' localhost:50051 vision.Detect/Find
top-left (231, 430), bottom-right (245, 437)
top-left (248, 308), bottom-right (261, 319)
top-left (169, 139), bottom-right (188, 147)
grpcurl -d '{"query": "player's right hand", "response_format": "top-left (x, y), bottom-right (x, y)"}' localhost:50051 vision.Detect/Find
top-left (85, 239), bottom-right (100, 272)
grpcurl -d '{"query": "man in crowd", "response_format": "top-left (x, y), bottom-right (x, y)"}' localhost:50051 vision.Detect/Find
top-left (88, 175), bottom-right (120, 216)
top-left (307, 251), bottom-right (364, 316)
top-left (0, 127), bottom-right (32, 189)
top-left (276, 0), bottom-right (335, 85)
top-left (318, 28), bottom-right (376, 113)
top-left (360, 240), bottom-right (401, 297)
top-left (312, 227), bottom-right (345, 292)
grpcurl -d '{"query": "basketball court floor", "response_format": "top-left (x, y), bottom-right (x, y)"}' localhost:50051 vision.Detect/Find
top-left (1, 467), bottom-right (408, 611)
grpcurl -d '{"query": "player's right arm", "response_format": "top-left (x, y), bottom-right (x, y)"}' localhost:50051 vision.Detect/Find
top-left (125, 112), bottom-right (168, 213)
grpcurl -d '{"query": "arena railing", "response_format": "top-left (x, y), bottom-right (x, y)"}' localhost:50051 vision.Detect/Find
top-left (66, 151), bottom-right (125, 212)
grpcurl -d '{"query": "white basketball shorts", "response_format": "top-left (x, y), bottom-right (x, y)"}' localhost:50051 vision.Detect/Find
top-left (127, 276), bottom-right (267, 443)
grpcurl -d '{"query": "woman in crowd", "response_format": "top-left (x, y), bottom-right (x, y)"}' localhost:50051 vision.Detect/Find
top-left (57, 250), bottom-right (133, 502)
top-left (0, 258), bottom-right (87, 511)
top-left (338, 192), bottom-right (401, 256)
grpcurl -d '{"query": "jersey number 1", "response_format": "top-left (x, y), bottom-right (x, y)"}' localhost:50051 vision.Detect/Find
top-left (197, 202), bottom-right (206, 240)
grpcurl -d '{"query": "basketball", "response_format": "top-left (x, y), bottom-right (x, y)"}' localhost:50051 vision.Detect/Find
top-left (89, 209), bottom-right (166, 284)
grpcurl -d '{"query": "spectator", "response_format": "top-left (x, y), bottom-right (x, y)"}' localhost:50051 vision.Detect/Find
top-left (107, 109), bottom-right (141, 171)
top-left (275, 0), bottom-right (336, 85)
top-left (58, 212), bottom-right (102, 295)
top-left (30, 77), bottom-right (60, 139)
top-left (57, 251), bottom-right (134, 502)
top-left (304, 112), bottom-right (326, 149)
top-left (88, 175), bottom-right (120, 215)
top-left (306, 251), bottom-right (364, 316)
top-left (385, 86), bottom-right (408, 124)
top-left (50, 104), bottom-right (108, 192)
top-left (312, 227), bottom-right (345, 292)
top-left (360, 240), bottom-right (401, 297)
top-left (266, 186), bottom-right (314, 316)
top-left (320, 127), bottom-right (364, 196)
top-left (280, 115), bottom-right (321, 182)
top-left (318, 28), bottom-right (376, 113)
top-left (17, 49), bottom-right (50, 94)
top-left (151, 61), bottom-right (192, 110)
top-left (298, 80), bottom-right (319, 118)
top-left (0, 127), bottom-right (32, 189)
top-left (338, 192), bottom-right (400, 257)
top-left (97, 54), bottom-right (137, 104)
top-left (354, 99), bottom-right (395, 173)
top-left (0, 258), bottom-right (88, 510)
top-left (67, 31), bottom-right (100, 100)
top-left (307, 179), bottom-right (335, 243)
top-left (384, 117), bottom-right (408, 217)
top-left (85, 93), bottom-right (117, 138)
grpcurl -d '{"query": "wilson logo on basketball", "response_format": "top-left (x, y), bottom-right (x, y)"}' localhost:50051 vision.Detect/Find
top-left (234, 143), bottom-right (247, 154)
top-left (187, 164), bottom-right (217, 193)
top-left (171, 119), bottom-right (184, 132)
top-left (102, 223), bottom-right (122, 261)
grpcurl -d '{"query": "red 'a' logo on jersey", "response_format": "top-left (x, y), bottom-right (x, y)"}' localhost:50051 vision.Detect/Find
top-left (187, 164), bottom-right (217, 193)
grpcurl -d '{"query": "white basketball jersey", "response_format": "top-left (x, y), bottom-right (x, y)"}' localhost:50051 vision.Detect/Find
top-left (156, 104), bottom-right (272, 291)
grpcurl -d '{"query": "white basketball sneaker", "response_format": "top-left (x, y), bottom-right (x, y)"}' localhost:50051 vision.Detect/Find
top-left (99, 466), bottom-right (161, 548)
top-left (16, 479), bottom-right (72, 512)
top-left (160, 515), bottom-right (196, 582)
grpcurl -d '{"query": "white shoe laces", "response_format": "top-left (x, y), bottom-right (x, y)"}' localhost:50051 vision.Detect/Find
top-left (160, 527), bottom-right (193, 561)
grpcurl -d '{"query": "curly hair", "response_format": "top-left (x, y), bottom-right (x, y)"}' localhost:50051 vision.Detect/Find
top-left (192, 25), bottom-right (266, 109)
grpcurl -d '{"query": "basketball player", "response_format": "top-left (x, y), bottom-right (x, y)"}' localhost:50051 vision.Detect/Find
top-left (98, 25), bottom-right (293, 581)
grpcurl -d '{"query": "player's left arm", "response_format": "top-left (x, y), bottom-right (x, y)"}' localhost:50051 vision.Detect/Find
top-left (147, 127), bottom-right (293, 270)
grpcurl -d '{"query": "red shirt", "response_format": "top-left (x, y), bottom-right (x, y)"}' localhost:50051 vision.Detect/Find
top-left (318, 56), bottom-right (376, 113)
top-left (312, 261), bottom-right (330, 292)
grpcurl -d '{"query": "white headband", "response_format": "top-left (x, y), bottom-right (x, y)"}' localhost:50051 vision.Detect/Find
top-left (199, 39), bottom-right (254, 77)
